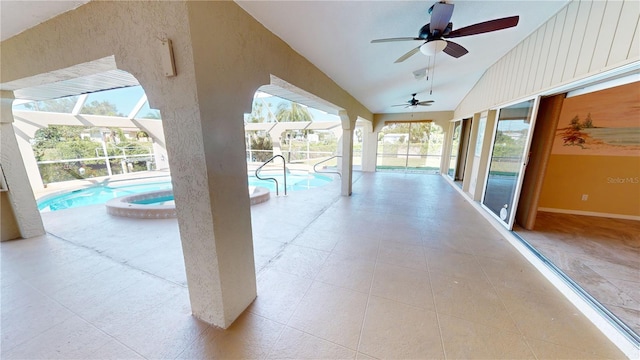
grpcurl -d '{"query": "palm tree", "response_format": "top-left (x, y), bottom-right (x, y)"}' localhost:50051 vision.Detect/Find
top-left (275, 102), bottom-right (313, 123)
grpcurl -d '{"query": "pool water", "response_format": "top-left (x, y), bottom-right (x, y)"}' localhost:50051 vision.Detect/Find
top-left (38, 181), bottom-right (173, 212)
top-left (130, 195), bottom-right (175, 206)
top-left (38, 173), bottom-right (333, 211)
top-left (254, 173), bottom-right (333, 192)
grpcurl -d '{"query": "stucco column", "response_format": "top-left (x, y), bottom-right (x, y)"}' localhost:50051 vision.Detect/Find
top-left (0, 91), bottom-right (45, 239)
top-left (11, 124), bottom-right (45, 191)
top-left (133, 119), bottom-right (169, 170)
top-left (440, 121), bottom-right (455, 175)
top-left (149, 97), bottom-right (256, 329)
top-left (268, 123), bottom-right (294, 158)
top-left (339, 111), bottom-right (355, 196)
top-left (360, 122), bottom-right (377, 172)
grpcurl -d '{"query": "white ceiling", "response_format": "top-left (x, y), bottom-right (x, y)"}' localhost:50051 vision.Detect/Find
top-left (1, 0), bottom-right (569, 115)
top-left (236, 1), bottom-right (569, 114)
top-left (0, 1), bottom-right (90, 41)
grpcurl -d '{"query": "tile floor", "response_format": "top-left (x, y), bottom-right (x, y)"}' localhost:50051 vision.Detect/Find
top-left (515, 212), bottom-right (640, 335)
top-left (1, 172), bottom-right (627, 359)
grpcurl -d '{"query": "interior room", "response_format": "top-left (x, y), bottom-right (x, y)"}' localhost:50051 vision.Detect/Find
top-left (515, 80), bottom-right (640, 335)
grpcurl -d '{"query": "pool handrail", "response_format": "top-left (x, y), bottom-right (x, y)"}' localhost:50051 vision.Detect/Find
top-left (313, 155), bottom-right (342, 178)
top-left (255, 155), bottom-right (287, 196)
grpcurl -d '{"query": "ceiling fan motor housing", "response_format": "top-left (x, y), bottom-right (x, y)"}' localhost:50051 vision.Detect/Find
top-left (419, 23), bottom-right (453, 41)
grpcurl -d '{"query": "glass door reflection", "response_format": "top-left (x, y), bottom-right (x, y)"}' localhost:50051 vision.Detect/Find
top-left (482, 98), bottom-right (538, 228)
top-left (447, 121), bottom-right (461, 178)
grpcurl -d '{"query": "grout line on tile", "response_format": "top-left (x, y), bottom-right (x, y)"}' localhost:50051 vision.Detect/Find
top-left (254, 193), bottom-right (343, 278)
top-left (0, 285), bottom-right (72, 355)
top-left (354, 229), bottom-right (381, 356)
top-left (44, 231), bottom-right (187, 288)
top-left (11, 242), bottom-right (198, 359)
top-left (172, 324), bottom-right (214, 360)
top-left (475, 249), bottom-right (556, 359)
top-left (424, 242), bottom-right (447, 360)
top-left (264, 227), bottom-right (340, 357)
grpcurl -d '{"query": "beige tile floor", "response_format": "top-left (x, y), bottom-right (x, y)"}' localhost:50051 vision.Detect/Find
top-left (1, 172), bottom-right (627, 359)
top-left (515, 212), bottom-right (640, 335)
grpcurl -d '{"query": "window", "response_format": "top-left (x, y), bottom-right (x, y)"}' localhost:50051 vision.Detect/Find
top-left (376, 122), bottom-right (443, 172)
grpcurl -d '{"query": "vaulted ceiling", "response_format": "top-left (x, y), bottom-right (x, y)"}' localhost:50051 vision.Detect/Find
top-left (1, 1), bottom-right (570, 114)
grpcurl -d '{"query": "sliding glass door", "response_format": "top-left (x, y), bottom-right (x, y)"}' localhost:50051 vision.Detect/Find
top-left (481, 98), bottom-right (539, 229)
top-left (447, 121), bottom-right (461, 178)
top-left (376, 121), bottom-right (443, 172)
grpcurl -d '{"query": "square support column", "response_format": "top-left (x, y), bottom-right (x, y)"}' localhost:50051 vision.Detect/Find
top-left (159, 101), bottom-right (256, 329)
top-left (0, 91), bottom-right (45, 240)
top-left (339, 111), bottom-right (356, 196)
top-left (360, 123), bottom-right (377, 172)
top-left (13, 129), bottom-right (44, 192)
top-left (340, 128), bottom-right (354, 196)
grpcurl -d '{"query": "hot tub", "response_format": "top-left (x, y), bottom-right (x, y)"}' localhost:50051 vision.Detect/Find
top-left (106, 186), bottom-right (270, 219)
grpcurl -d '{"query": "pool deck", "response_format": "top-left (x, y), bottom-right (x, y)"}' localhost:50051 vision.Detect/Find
top-left (37, 169), bottom-right (343, 281)
top-left (1, 172), bottom-right (627, 359)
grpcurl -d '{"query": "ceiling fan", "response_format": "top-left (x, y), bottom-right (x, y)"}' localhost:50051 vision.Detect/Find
top-left (372, 1), bottom-right (519, 63)
top-left (393, 93), bottom-right (434, 108)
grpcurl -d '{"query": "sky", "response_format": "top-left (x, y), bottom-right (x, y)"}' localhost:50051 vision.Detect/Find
top-left (252, 91), bottom-right (340, 122)
top-left (85, 86), bottom-right (146, 115)
top-left (14, 86), bottom-right (340, 122)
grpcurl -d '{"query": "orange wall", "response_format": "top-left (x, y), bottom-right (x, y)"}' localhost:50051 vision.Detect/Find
top-left (539, 155), bottom-right (640, 216)
top-left (538, 82), bottom-right (640, 217)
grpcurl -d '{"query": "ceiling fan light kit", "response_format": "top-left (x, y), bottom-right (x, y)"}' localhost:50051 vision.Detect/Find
top-left (420, 39), bottom-right (447, 56)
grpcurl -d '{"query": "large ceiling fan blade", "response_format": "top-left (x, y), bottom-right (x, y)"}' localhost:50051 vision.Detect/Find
top-left (394, 45), bottom-right (422, 63)
top-left (417, 100), bottom-right (434, 106)
top-left (445, 16), bottom-right (519, 39)
top-left (442, 41), bottom-right (468, 58)
top-left (429, 2), bottom-right (455, 33)
top-left (371, 37), bottom-right (421, 43)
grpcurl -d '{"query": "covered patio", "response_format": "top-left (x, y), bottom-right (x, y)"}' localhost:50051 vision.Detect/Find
top-left (1, 172), bottom-right (624, 359)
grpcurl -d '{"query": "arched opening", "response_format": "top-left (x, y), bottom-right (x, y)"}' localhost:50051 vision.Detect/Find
top-left (244, 87), bottom-right (347, 272)
top-left (244, 88), bottom-right (344, 194)
top-left (15, 85), bottom-right (168, 193)
top-left (11, 75), bottom-right (172, 215)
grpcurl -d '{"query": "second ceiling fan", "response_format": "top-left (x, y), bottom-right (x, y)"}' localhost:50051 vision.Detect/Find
top-left (393, 93), bottom-right (434, 108)
top-left (372, 1), bottom-right (519, 63)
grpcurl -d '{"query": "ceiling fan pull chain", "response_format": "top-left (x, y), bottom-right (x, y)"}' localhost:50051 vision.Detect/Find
top-left (430, 53), bottom-right (436, 95)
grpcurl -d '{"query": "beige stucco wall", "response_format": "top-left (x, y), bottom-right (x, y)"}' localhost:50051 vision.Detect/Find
top-left (455, 0), bottom-right (640, 118)
top-left (0, 0), bottom-right (375, 328)
top-left (1, 0), bottom-right (240, 325)
top-left (184, 1), bottom-right (372, 122)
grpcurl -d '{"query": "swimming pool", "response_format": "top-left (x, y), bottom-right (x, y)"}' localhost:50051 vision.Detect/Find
top-left (37, 173), bottom-right (333, 211)
top-left (256, 173), bottom-right (334, 192)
